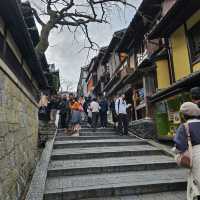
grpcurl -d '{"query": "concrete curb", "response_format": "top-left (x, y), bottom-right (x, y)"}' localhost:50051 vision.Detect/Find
top-left (25, 130), bottom-right (57, 200)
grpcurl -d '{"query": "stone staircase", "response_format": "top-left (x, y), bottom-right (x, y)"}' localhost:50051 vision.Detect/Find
top-left (43, 126), bottom-right (187, 200)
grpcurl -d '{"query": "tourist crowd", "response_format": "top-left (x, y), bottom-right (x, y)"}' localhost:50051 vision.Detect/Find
top-left (38, 93), bottom-right (132, 135)
top-left (38, 93), bottom-right (84, 135)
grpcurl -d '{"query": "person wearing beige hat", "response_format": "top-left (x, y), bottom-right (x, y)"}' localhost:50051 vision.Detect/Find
top-left (180, 102), bottom-right (200, 118)
top-left (174, 102), bottom-right (200, 200)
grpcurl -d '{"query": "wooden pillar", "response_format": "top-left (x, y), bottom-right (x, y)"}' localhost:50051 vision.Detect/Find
top-left (132, 87), bottom-right (138, 120)
top-left (143, 71), bottom-right (156, 118)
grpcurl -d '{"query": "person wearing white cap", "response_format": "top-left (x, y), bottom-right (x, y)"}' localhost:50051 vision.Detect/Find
top-left (174, 102), bottom-right (200, 200)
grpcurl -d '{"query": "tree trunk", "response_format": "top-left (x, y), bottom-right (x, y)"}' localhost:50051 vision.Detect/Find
top-left (35, 21), bottom-right (54, 55)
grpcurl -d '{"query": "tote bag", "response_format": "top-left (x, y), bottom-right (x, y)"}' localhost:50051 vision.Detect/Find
top-left (176, 123), bottom-right (193, 169)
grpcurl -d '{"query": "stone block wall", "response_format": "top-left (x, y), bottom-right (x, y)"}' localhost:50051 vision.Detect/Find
top-left (0, 68), bottom-right (39, 200)
top-left (129, 118), bottom-right (157, 139)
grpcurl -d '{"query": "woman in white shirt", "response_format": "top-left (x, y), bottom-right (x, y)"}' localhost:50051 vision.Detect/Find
top-left (90, 98), bottom-right (100, 132)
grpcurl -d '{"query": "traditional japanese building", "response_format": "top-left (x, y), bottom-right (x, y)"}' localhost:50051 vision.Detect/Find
top-left (148, 0), bottom-right (200, 140)
top-left (110, 0), bottom-right (162, 123)
top-left (77, 65), bottom-right (89, 97)
top-left (93, 46), bottom-right (107, 96)
top-left (0, 0), bottom-right (49, 199)
top-left (79, 0), bottom-right (200, 140)
top-left (85, 47), bottom-right (107, 97)
top-left (102, 29), bottom-right (127, 97)
top-left (115, 0), bottom-right (200, 140)
top-left (86, 57), bottom-right (96, 97)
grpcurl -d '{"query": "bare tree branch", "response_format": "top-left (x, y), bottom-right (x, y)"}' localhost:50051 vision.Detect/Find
top-left (30, 6), bottom-right (46, 26)
top-left (24, 0), bottom-right (140, 55)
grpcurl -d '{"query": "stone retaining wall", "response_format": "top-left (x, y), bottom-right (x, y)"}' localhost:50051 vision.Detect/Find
top-left (129, 118), bottom-right (157, 139)
top-left (0, 68), bottom-right (39, 200)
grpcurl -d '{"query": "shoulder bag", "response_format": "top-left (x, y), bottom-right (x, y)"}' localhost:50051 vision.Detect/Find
top-left (176, 123), bottom-right (193, 169)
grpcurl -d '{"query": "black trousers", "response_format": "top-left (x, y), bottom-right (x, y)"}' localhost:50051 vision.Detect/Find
top-left (88, 116), bottom-right (92, 125)
top-left (60, 113), bottom-right (67, 128)
top-left (118, 114), bottom-right (128, 135)
top-left (100, 111), bottom-right (107, 127)
top-left (92, 112), bottom-right (99, 130)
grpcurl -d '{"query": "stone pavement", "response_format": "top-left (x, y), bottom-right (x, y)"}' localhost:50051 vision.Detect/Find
top-left (81, 191), bottom-right (185, 200)
top-left (41, 124), bottom-right (187, 200)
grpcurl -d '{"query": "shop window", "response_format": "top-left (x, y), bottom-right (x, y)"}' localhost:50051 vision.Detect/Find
top-left (188, 22), bottom-right (200, 64)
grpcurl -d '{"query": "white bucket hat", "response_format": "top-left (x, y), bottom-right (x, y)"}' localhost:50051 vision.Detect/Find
top-left (180, 102), bottom-right (200, 117)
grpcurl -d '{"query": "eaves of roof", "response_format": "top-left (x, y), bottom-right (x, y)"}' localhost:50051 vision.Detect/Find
top-left (102, 29), bottom-right (126, 65)
top-left (0, 0), bottom-right (48, 89)
top-left (117, 0), bottom-right (163, 53)
top-left (149, 0), bottom-right (200, 39)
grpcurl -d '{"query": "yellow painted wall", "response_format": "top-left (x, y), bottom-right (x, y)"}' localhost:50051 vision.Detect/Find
top-left (170, 25), bottom-right (191, 81)
top-left (156, 59), bottom-right (170, 89)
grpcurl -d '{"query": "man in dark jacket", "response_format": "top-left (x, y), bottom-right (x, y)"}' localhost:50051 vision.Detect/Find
top-left (49, 95), bottom-right (59, 125)
top-left (83, 97), bottom-right (92, 126)
top-left (58, 95), bottom-right (71, 133)
top-left (99, 97), bottom-right (109, 128)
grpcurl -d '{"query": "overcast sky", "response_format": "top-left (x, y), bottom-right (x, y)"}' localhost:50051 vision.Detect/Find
top-left (28, 0), bottom-right (142, 91)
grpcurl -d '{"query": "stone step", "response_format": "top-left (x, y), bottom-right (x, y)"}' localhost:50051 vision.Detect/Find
top-left (79, 132), bottom-right (119, 136)
top-left (53, 138), bottom-right (147, 149)
top-left (80, 123), bottom-right (113, 128)
top-left (82, 191), bottom-right (186, 200)
top-left (47, 155), bottom-right (177, 177)
top-left (55, 136), bottom-right (135, 141)
top-left (80, 128), bottom-right (116, 133)
top-left (51, 145), bottom-right (163, 160)
top-left (80, 123), bottom-right (113, 126)
top-left (44, 169), bottom-right (187, 200)
top-left (81, 191), bottom-right (186, 200)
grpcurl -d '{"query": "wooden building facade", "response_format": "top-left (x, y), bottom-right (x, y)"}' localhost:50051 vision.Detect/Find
top-left (80, 0), bottom-right (200, 140)
top-left (149, 0), bottom-right (200, 140)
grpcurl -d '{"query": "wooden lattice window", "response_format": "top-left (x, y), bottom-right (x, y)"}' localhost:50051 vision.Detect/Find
top-left (188, 22), bottom-right (200, 64)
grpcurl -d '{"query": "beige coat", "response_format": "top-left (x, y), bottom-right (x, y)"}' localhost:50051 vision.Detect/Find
top-left (38, 95), bottom-right (48, 107)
